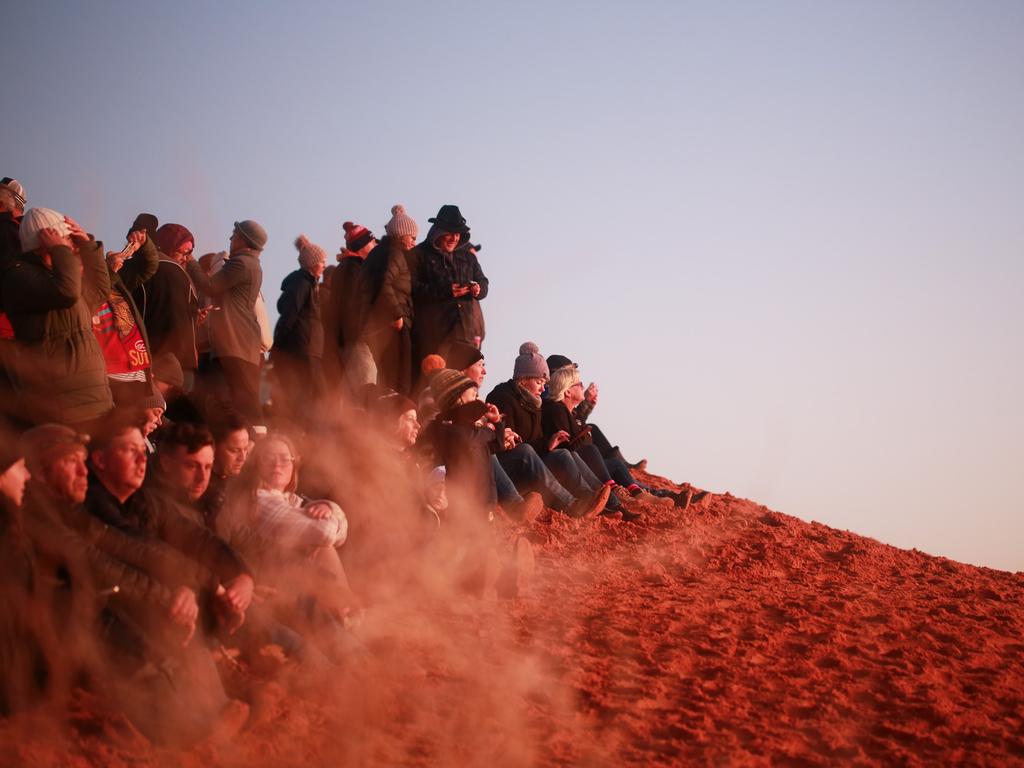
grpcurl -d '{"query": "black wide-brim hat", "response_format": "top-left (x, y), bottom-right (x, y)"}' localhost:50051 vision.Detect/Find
top-left (428, 204), bottom-right (470, 235)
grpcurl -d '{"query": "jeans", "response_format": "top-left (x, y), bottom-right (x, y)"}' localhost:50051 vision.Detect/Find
top-left (496, 444), bottom-right (575, 511)
top-left (491, 454), bottom-right (522, 505)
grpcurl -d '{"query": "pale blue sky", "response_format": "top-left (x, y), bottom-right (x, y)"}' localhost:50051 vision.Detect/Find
top-left (4, 1), bottom-right (1022, 570)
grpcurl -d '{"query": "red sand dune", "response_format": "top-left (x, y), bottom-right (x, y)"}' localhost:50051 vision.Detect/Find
top-left (2, 470), bottom-right (1023, 767)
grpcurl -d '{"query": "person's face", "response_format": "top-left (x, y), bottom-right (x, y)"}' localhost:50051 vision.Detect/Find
top-left (257, 438), bottom-right (296, 492)
top-left (310, 259), bottom-right (326, 279)
top-left (456, 385), bottom-right (480, 406)
top-left (141, 407), bottom-right (164, 438)
top-left (562, 380), bottom-right (585, 408)
top-left (395, 409), bottom-right (420, 449)
top-left (45, 448), bottom-right (89, 504)
top-left (93, 429), bottom-right (148, 496)
top-left (464, 358), bottom-right (486, 387)
top-left (215, 429), bottom-right (250, 477)
top-left (172, 240), bottom-right (194, 265)
top-left (160, 444), bottom-right (214, 501)
top-left (435, 231), bottom-right (460, 253)
top-left (397, 234), bottom-right (416, 250)
top-left (519, 376), bottom-right (546, 398)
top-left (0, 458), bottom-right (31, 508)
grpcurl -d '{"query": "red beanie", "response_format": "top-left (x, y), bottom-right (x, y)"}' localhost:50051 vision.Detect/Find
top-left (343, 221), bottom-right (375, 252)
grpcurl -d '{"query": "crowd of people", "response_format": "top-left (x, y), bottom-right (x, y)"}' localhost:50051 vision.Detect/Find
top-left (0, 177), bottom-right (705, 744)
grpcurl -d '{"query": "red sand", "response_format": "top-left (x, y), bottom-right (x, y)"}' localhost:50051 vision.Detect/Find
top-left (3, 472), bottom-right (1023, 767)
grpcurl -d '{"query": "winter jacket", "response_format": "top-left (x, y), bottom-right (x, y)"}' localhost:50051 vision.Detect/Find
top-left (541, 399), bottom-right (591, 448)
top-left (133, 256), bottom-right (198, 372)
top-left (408, 226), bottom-right (488, 359)
top-left (327, 255), bottom-right (366, 353)
top-left (361, 236), bottom-right (413, 337)
top-left (187, 248), bottom-right (263, 364)
top-left (86, 479), bottom-right (251, 588)
top-left (2, 240), bottom-right (114, 426)
top-left (486, 379), bottom-right (545, 454)
top-left (273, 268), bottom-right (323, 359)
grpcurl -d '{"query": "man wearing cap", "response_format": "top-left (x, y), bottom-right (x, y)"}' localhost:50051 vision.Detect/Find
top-left (407, 204), bottom-right (488, 375)
top-left (186, 220), bottom-right (266, 424)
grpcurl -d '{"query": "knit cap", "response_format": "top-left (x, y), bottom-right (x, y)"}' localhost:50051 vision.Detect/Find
top-left (513, 342), bottom-right (549, 380)
top-left (343, 221), bottom-right (375, 252)
top-left (1, 177), bottom-right (26, 208)
top-left (430, 368), bottom-right (478, 415)
top-left (384, 204), bottom-right (419, 240)
top-left (446, 341), bottom-right (483, 371)
top-left (22, 424), bottom-right (89, 475)
top-left (294, 234), bottom-right (327, 270)
top-left (547, 364), bottom-right (582, 402)
top-left (421, 354), bottom-right (447, 377)
top-left (155, 223), bottom-right (195, 257)
top-left (19, 207), bottom-right (70, 253)
top-left (128, 213), bottom-right (158, 240)
top-left (546, 354), bottom-right (574, 373)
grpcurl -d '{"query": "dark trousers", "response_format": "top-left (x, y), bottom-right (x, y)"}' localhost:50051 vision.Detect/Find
top-left (496, 444), bottom-right (575, 511)
top-left (217, 356), bottom-right (262, 424)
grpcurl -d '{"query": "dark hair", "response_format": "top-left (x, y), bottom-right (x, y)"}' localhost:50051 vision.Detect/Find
top-left (90, 409), bottom-right (143, 453)
top-left (157, 422), bottom-right (214, 456)
top-left (210, 410), bottom-right (252, 443)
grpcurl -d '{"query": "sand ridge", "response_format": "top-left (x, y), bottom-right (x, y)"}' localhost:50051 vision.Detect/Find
top-left (1, 471), bottom-right (1022, 766)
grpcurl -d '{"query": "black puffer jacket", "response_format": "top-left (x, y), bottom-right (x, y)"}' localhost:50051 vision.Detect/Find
top-left (273, 268), bottom-right (323, 359)
top-left (486, 379), bottom-right (545, 454)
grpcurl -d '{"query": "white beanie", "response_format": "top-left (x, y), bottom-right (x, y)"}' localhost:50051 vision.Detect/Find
top-left (384, 204), bottom-right (419, 240)
top-left (19, 208), bottom-right (70, 253)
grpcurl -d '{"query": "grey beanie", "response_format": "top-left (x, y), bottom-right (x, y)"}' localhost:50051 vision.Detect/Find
top-left (384, 204), bottom-right (419, 240)
top-left (513, 342), bottom-right (549, 380)
top-left (234, 219), bottom-right (268, 250)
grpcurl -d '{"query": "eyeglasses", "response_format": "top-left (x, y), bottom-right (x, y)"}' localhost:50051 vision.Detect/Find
top-left (261, 454), bottom-right (295, 466)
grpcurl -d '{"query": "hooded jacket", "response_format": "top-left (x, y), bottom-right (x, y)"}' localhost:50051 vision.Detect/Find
top-left (2, 240), bottom-right (114, 426)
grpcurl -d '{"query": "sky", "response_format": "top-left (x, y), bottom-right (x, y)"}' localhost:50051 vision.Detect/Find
top-left (3, 1), bottom-right (1022, 571)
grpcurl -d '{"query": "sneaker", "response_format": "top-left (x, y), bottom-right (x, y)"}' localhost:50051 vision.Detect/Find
top-left (567, 484), bottom-right (612, 520)
top-left (627, 458), bottom-right (648, 473)
top-left (672, 489), bottom-right (694, 510)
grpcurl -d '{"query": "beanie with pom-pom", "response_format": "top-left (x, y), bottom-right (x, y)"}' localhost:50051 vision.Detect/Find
top-left (384, 204), bottom-right (419, 240)
top-left (421, 353), bottom-right (447, 376)
top-left (294, 234), bottom-right (327, 270)
top-left (513, 341), bottom-right (549, 380)
top-left (343, 220), bottom-right (375, 252)
top-left (430, 368), bottom-right (477, 415)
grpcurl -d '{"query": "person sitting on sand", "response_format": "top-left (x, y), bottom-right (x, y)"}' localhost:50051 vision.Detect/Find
top-left (486, 343), bottom-right (615, 520)
top-left (443, 342), bottom-right (543, 523)
top-left (545, 355), bottom-right (707, 508)
top-left (218, 432), bottom-right (358, 622)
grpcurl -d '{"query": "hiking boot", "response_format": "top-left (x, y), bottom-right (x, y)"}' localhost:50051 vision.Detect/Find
top-left (671, 488), bottom-right (694, 510)
top-left (628, 458), bottom-right (648, 473)
top-left (567, 484), bottom-right (612, 520)
top-left (506, 492), bottom-right (544, 524)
